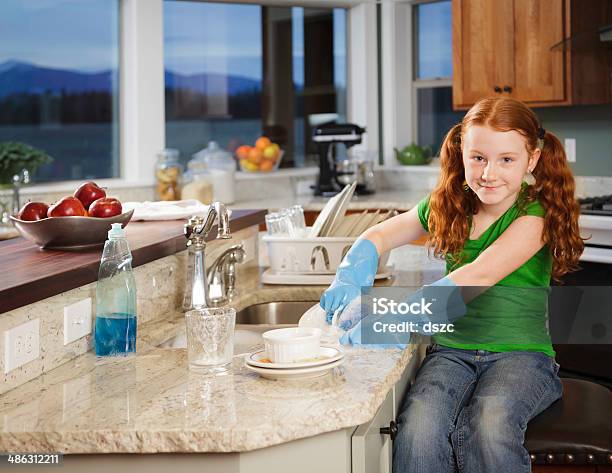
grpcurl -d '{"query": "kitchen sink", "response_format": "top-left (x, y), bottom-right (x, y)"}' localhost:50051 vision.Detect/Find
top-left (157, 301), bottom-right (318, 354)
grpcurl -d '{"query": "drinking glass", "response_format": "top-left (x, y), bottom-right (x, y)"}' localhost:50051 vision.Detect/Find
top-left (185, 307), bottom-right (236, 374)
top-left (265, 211), bottom-right (294, 236)
top-left (286, 205), bottom-right (306, 236)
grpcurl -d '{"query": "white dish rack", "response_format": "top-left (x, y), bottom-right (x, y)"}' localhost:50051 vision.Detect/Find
top-left (262, 232), bottom-right (390, 275)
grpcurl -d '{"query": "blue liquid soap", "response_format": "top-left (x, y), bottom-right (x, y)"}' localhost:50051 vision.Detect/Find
top-left (95, 313), bottom-right (137, 356)
top-left (95, 223), bottom-right (137, 357)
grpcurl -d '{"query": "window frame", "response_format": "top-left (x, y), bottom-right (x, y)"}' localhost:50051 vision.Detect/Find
top-left (380, 0), bottom-right (453, 165)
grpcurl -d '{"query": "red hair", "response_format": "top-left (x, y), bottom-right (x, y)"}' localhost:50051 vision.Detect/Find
top-left (426, 97), bottom-right (584, 281)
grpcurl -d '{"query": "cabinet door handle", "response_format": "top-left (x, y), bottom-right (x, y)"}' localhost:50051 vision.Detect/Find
top-left (493, 86), bottom-right (502, 93)
top-left (380, 420), bottom-right (398, 441)
top-left (503, 85), bottom-right (512, 93)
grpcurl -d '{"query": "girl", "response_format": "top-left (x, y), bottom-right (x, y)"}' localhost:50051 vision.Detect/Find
top-left (320, 97), bottom-right (584, 472)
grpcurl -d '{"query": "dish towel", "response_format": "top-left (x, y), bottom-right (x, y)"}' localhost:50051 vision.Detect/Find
top-left (122, 199), bottom-right (231, 221)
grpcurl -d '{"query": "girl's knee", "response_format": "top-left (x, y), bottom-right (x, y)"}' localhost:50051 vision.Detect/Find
top-left (397, 397), bottom-right (451, 448)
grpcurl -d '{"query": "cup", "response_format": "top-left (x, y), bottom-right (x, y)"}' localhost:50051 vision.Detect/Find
top-left (265, 211), bottom-right (295, 236)
top-left (185, 307), bottom-right (236, 374)
top-left (286, 205), bottom-right (306, 236)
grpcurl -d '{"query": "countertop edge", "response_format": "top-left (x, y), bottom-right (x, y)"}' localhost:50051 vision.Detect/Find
top-left (0, 209), bottom-right (267, 314)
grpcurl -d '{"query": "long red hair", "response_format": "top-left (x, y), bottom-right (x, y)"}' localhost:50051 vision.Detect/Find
top-left (426, 97), bottom-right (584, 281)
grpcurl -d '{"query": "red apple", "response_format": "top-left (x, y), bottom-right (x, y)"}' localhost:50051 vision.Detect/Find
top-left (47, 196), bottom-right (87, 217)
top-left (17, 201), bottom-right (49, 221)
top-left (89, 197), bottom-right (122, 218)
top-left (73, 181), bottom-right (106, 210)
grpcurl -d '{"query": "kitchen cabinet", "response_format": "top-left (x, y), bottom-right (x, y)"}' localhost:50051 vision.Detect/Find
top-left (352, 390), bottom-right (394, 473)
top-left (452, 0), bottom-right (612, 109)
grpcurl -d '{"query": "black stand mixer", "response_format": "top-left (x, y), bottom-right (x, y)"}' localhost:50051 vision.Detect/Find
top-left (312, 123), bottom-right (368, 196)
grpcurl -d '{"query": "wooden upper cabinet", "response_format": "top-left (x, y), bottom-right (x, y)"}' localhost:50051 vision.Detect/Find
top-left (452, 0), bottom-right (514, 106)
top-left (452, 0), bottom-right (612, 109)
top-left (513, 0), bottom-right (565, 103)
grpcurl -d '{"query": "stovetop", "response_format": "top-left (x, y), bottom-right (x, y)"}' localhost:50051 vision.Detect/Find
top-left (578, 195), bottom-right (612, 216)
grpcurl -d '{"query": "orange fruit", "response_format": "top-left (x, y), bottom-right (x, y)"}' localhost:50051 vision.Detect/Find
top-left (255, 136), bottom-right (272, 150)
top-left (247, 147), bottom-right (263, 164)
top-left (259, 160), bottom-right (275, 172)
top-left (236, 145), bottom-right (251, 160)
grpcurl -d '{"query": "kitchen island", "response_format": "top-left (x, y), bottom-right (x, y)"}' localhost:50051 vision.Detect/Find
top-left (0, 243), bottom-right (445, 472)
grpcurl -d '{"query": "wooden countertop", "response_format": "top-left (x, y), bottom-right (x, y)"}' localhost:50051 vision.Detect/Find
top-left (0, 209), bottom-right (266, 314)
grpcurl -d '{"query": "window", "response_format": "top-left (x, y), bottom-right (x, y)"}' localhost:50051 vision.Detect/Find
top-left (413, 0), bottom-right (463, 156)
top-left (163, 1), bottom-right (347, 168)
top-left (0, 0), bottom-right (120, 182)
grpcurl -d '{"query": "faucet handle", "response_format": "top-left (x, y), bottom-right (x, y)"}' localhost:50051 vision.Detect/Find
top-left (184, 215), bottom-right (205, 245)
top-left (214, 202), bottom-right (232, 239)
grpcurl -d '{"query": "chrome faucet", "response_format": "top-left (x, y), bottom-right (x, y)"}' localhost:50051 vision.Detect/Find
top-left (182, 201), bottom-right (232, 310)
top-left (207, 244), bottom-right (246, 306)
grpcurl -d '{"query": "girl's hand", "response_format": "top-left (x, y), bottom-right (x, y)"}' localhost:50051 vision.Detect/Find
top-left (318, 238), bottom-right (379, 325)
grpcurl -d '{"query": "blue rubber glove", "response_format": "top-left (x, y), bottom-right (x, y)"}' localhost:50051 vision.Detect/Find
top-left (319, 238), bottom-right (379, 326)
top-left (339, 276), bottom-right (467, 348)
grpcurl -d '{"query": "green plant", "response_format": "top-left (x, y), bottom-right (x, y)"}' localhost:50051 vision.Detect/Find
top-left (0, 142), bottom-right (52, 185)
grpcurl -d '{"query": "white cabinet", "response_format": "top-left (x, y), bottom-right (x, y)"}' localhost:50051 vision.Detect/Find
top-left (352, 342), bottom-right (426, 473)
top-left (352, 390), bottom-right (394, 473)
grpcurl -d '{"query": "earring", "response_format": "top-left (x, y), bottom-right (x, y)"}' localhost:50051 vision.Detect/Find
top-left (523, 169), bottom-right (536, 185)
top-left (462, 179), bottom-right (470, 192)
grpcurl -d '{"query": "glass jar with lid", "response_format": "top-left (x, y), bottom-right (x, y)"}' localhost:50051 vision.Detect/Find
top-left (155, 148), bottom-right (183, 201)
top-left (187, 141), bottom-right (236, 204)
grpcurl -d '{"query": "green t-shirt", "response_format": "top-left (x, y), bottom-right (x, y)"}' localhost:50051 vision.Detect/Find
top-left (417, 185), bottom-right (555, 357)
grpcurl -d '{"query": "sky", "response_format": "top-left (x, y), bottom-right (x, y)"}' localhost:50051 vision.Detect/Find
top-left (0, 0), bottom-right (119, 72)
top-left (0, 0), bottom-right (347, 85)
top-left (417, 0), bottom-right (453, 79)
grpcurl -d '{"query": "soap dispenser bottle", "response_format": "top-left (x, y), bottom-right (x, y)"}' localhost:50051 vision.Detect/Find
top-left (94, 223), bottom-right (137, 356)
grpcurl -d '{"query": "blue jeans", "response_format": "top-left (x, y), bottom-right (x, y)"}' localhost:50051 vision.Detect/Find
top-left (393, 344), bottom-right (563, 473)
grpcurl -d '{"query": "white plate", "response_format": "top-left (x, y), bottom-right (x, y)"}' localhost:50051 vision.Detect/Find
top-left (321, 182), bottom-right (357, 237)
top-left (245, 357), bottom-right (345, 380)
top-left (349, 209), bottom-right (380, 237)
top-left (309, 184), bottom-right (352, 238)
top-left (330, 213), bottom-right (360, 237)
top-left (245, 346), bottom-right (344, 369)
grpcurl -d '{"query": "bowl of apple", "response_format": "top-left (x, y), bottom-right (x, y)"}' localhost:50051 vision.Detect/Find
top-left (10, 181), bottom-right (134, 250)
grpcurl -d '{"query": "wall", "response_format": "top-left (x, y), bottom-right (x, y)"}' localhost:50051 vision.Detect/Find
top-left (535, 104), bottom-right (612, 177)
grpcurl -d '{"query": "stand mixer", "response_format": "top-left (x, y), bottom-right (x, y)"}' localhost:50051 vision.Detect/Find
top-left (312, 123), bottom-right (373, 196)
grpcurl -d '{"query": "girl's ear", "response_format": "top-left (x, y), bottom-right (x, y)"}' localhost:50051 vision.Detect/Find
top-left (528, 147), bottom-right (541, 172)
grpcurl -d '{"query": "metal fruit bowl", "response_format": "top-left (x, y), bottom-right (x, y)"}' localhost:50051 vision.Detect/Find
top-left (9, 209), bottom-right (134, 250)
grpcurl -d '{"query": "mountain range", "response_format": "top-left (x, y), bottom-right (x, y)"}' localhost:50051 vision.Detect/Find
top-left (0, 60), bottom-right (262, 98)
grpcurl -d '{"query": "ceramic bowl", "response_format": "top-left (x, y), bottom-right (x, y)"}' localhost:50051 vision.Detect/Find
top-left (10, 209), bottom-right (134, 250)
top-left (262, 327), bottom-right (322, 363)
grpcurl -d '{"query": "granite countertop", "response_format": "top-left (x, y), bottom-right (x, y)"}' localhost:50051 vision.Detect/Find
top-left (0, 245), bottom-right (445, 454)
top-left (231, 189), bottom-right (430, 212)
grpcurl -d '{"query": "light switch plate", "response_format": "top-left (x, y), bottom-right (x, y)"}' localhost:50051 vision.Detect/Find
top-left (4, 319), bottom-right (40, 374)
top-left (564, 138), bottom-right (576, 162)
top-left (63, 298), bottom-right (93, 345)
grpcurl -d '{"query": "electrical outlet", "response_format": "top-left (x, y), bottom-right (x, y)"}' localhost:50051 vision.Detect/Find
top-left (4, 319), bottom-right (40, 374)
top-left (241, 235), bottom-right (256, 264)
top-left (564, 138), bottom-right (576, 163)
top-left (64, 298), bottom-right (92, 345)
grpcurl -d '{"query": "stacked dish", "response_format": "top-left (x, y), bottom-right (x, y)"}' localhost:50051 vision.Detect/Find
top-left (244, 327), bottom-right (345, 379)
